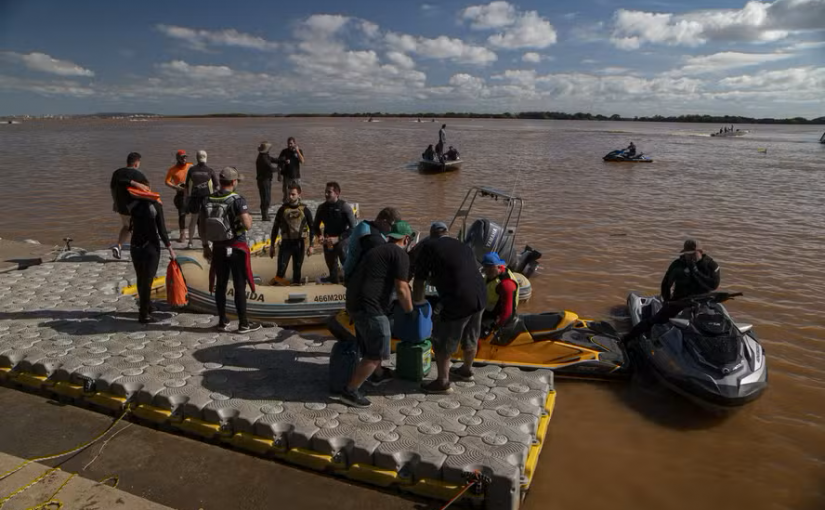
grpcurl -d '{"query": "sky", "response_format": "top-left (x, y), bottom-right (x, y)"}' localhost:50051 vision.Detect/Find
top-left (0, 0), bottom-right (824, 117)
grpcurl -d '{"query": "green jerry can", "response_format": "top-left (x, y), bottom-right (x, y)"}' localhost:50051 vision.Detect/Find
top-left (396, 339), bottom-right (433, 382)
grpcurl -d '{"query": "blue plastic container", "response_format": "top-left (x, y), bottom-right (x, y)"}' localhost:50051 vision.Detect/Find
top-left (392, 301), bottom-right (433, 343)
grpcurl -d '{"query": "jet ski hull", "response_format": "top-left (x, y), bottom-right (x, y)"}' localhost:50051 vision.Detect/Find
top-left (627, 292), bottom-right (768, 408)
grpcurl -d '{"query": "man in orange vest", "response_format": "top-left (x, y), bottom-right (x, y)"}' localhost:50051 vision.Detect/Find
top-left (164, 150), bottom-right (192, 242)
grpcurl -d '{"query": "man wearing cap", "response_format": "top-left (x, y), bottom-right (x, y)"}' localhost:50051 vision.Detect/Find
top-left (256, 142), bottom-right (278, 221)
top-left (342, 207), bottom-right (402, 283)
top-left (337, 221), bottom-right (415, 407)
top-left (623, 239), bottom-right (721, 342)
top-left (164, 150), bottom-right (192, 242)
top-left (184, 150), bottom-right (220, 249)
top-left (481, 252), bottom-right (520, 333)
top-left (203, 167), bottom-right (261, 333)
top-left (408, 220), bottom-right (448, 278)
top-left (412, 225), bottom-right (486, 394)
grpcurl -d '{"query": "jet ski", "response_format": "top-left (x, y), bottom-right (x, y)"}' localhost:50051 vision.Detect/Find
top-left (603, 149), bottom-right (653, 163)
top-left (626, 291), bottom-right (767, 408)
top-left (328, 308), bottom-right (629, 379)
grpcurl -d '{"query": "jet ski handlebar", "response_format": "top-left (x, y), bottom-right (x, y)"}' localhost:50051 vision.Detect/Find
top-left (667, 291), bottom-right (743, 307)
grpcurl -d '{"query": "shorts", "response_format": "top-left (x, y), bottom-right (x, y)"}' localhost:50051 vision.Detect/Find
top-left (187, 195), bottom-right (208, 214)
top-left (173, 191), bottom-right (186, 212)
top-left (432, 309), bottom-right (483, 357)
top-left (353, 312), bottom-right (391, 361)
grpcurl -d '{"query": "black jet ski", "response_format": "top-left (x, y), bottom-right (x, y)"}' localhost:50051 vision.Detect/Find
top-left (603, 149), bottom-right (653, 163)
top-left (627, 291), bottom-right (767, 408)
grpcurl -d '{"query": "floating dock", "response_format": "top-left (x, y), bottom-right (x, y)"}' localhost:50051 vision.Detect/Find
top-left (0, 216), bottom-right (555, 509)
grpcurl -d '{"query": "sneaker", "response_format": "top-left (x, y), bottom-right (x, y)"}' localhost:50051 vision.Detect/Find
top-left (449, 366), bottom-right (474, 382)
top-left (111, 245), bottom-right (122, 260)
top-left (366, 368), bottom-right (394, 387)
top-left (216, 321), bottom-right (230, 332)
top-left (339, 388), bottom-right (372, 408)
top-left (421, 380), bottom-right (454, 394)
top-left (238, 322), bottom-right (262, 333)
top-left (186, 242), bottom-right (194, 250)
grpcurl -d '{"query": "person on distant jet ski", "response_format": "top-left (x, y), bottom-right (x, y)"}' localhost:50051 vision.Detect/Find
top-left (626, 142), bottom-right (637, 157)
top-left (623, 239), bottom-right (720, 343)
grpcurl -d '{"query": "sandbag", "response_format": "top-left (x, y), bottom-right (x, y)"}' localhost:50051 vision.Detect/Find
top-left (166, 259), bottom-right (188, 307)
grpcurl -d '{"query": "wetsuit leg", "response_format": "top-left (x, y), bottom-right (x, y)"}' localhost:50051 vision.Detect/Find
top-left (213, 248), bottom-right (231, 323)
top-left (131, 243), bottom-right (160, 318)
top-left (173, 192), bottom-right (186, 231)
top-left (276, 240), bottom-right (294, 279)
top-left (257, 179), bottom-right (271, 219)
top-left (228, 248), bottom-right (249, 326)
top-left (291, 240), bottom-right (306, 284)
top-left (323, 245), bottom-right (339, 283)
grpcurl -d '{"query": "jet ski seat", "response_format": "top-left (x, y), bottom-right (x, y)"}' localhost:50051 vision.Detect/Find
top-left (522, 312), bottom-right (565, 333)
top-left (464, 219), bottom-right (516, 267)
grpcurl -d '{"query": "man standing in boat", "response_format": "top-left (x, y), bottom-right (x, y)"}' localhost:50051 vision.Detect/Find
top-left (256, 142), bottom-right (279, 221)
top-left (435, 124), bottom-right (447, 160)
top-left (278, 137), bottom-right (304, 203)
top-left (313, 182), bottom-right (357, 284)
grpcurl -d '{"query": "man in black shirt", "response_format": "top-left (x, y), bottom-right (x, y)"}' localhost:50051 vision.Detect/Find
top-left (109, 152), bottom-right (149, 260)
top-left (313, 182), bottom-right (357, 284)
top-left (278, 137), bottom-right (304, 203)
top-left (413, 227), bottom-right (486, 394)
top-left (337, 221), bottom-right (415, 408)
top-left (256, 141), bottom-right (279, 221)
top-left (185, 150), bottom-right (220, 249)
top-left (126, 178), bottom-right (176, 323)
top-left (623, 239), bottom-right (721, 342)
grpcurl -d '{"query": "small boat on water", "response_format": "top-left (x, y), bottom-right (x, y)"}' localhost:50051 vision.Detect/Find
top-left (711, 129), bottom-right (749, 137)
top-left (819, 131), bottom-right (825, 144)
top-left (418, 159), bottom-right (462, 173)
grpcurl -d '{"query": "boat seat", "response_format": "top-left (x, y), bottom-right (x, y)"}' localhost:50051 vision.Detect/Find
top-left (522, 313), bottom-right (565, 333)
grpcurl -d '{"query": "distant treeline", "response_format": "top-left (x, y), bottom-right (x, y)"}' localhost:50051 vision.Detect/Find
top-left (170, 111), bottom-right (825, 124)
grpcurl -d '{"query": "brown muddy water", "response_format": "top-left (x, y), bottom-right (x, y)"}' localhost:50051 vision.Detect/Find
top-left (1, 118), bottom-right (824, 509)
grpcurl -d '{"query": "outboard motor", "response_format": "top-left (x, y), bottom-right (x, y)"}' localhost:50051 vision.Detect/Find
top-left (464, 219), bottom-right (517, 267)
top-left (513, 245), bottom-right (542, 279)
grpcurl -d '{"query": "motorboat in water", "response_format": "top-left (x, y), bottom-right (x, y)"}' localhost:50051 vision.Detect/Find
top-left (418, 158), bottom-right (462, 173)
top-left (603, 150), bottom-right (653, 163)
top-left (627, 291), bottom-right (767, 407)
top-left (710, 129), bottom-right (749, 137)
top-left (329, 308), bottom-right (628, 378)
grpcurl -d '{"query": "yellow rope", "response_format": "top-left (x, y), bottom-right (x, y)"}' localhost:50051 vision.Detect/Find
top-left (24, 472), bottom-right (75, 510)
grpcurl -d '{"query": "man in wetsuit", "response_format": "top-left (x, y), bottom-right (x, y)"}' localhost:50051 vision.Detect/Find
top-left (164, 150), bottom-right (192, 242)
top-left (128, 177), bottom-right (176, 323)
top-left (110, 152), bottom-right (150, 260)
top-left (313, 182), bottom-right (357, 284)
top-left (269, 184), bottom-right (315, 285)
top-left (256, 141), bottom-right (279, 221)
top-left (185, 150), bottom-right (220, 249)
top-left (623, 239), bottom-right (721, 342)
top-left (278, 137), bottom-right (304, 203)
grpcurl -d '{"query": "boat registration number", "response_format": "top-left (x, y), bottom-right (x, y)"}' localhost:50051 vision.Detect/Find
top-left (314, 294), bottom-right (345, 302)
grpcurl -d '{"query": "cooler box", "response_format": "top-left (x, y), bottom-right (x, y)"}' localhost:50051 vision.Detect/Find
top-left (396, 339), bottom-right (432, 382)
top-left (392, 302), bottom-right (432, 343)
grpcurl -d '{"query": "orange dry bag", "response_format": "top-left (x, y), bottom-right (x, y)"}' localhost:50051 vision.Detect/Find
top-left (166, 259), bottom-right (188, 307)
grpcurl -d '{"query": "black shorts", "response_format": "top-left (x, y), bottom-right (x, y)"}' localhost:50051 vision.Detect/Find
top-left (352, 312), bottom-right (391, 361)
top-left (173, 192), bottom-right (186, 212)
top-left (187, 195), bottom-right (208, 214)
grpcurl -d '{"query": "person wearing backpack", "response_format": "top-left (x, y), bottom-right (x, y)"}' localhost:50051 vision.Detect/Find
top-left (313, 181), bottom-right (357, 284)
top-left (185, 150), bottom-right (220, 249)
top-left (269, 183), bottom-right (315, 284)
top-left (200, 167), bottom-right (261, 333)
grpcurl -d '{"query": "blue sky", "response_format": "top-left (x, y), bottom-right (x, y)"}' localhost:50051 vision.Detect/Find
top-left (1, 0), bottom-right (823, 117)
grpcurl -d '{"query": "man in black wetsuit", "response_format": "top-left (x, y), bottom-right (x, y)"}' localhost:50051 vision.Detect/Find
top-left (313, 182), bottom-right (357, 284)
top-left (626, 142), bottom-right (637, 157)
top-left (256, 142), bottom-right (279, 221)
top-left (623, 239), bottom-right (721, 342)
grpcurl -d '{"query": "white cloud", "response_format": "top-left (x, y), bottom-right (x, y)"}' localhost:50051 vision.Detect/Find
top-left (611, 0), bottom-right (825, 49)
top-left (522, 52), bottom-right (542, 62)
top-left (360, 20), bottom-right (380, 38)
top-left (4, 51), bottom-right (94, 77)
top-left (156, 24), bottom-right (279, 52)
top-left (582, 59), bottom-right (598, 64)
top-left (0, 74), bottom-right (96, 96)
top-left (599, 66), bottom-right (631, 75)
top-left (784, 40), bottom-right (825, 51)
top-left (461, 1), bottom-right (517, 29)
top-left (675, 51), bottom-right (794, 75)
top-left (158, 60), bottom-right (234, 79)
top-left (386, 32), bottom-right (498, 65)
top-left (386, 51), bottom-right (416, 69)
top-left (301, 14), bottom-right (351, 37)
top-left (718, 65), bottom-right (825, 97)
top-left (461, 2), bottom-right (558, 50)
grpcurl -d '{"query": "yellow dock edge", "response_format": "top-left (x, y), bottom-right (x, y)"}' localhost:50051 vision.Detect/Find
top-left (0, 368), bottom-right (555, 506)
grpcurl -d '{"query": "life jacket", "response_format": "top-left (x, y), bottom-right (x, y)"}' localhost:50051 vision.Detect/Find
top-left (282, 203), bottom-right (308, 240)
top-left (127, 187), bottom-right (162, 204)
top-left (485, 268), bottom-right (519, 314)
top-left (202, 192), bottom-right (240, 242)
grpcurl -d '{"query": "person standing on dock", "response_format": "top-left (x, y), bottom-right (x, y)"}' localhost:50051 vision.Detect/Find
top-left (202, 167), bottom-right (261, 333)
top-left (278, 137), bottom-right (304, 203)
top-left (313, 181), bottom-right (357, 284)
top-left (164, 150), bottom-right (192, 242)
top-left (435, 124), bottom-right (446, 159)
top-left (269, 184), bottom-right (315, 285)
top-left (185, 150), bottom-right (220, 249)
top-left (256, 142), bottom-right (278, 221)
top-left (127, 178), bottom-right (175, 323)
top-left (110, 152), bottom-right (150, 260)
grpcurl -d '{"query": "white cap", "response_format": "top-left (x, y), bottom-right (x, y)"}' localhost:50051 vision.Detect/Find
top-left (196, 150), bottom-right (207, 163)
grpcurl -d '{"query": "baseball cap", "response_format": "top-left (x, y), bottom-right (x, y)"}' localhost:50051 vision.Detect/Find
top-left (387, 220), bottom-right (414, 240)
top-left (680, 239), bottom-right (702, 253)
top-left (430, 221), bottom-right (448, 236)
top-left (219, 166), bottom-right (243, 181)
top-left (196, 150), bottom-right (207, 162)
top-left (482, 252), bottom-right (506, 266)
top-left (176, 150), bottom-right (187, 157)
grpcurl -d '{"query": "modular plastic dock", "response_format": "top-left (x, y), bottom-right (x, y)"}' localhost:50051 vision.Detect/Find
top-left (0, 247), bottom-right (555, 509)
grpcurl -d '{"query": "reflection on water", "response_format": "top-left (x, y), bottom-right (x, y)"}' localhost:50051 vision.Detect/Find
top-left (2, 118), bottom-right (824, 509)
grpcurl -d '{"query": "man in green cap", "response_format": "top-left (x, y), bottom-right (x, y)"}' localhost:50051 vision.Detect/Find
top-left (335, 220), bottom-right (415, 408)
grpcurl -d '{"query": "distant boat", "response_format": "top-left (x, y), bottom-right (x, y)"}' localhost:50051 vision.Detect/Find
top-left (711, 129), bottom-right (749, 137)
top-left (3, 120), bottom-right (21, 125)
top-left (418, 159), bottom-right (462, 173)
